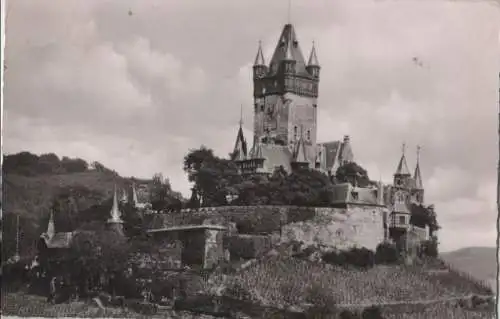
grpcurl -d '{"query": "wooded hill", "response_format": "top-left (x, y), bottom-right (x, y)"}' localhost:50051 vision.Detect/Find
top-left (1, 152), bottom-right (180, 261)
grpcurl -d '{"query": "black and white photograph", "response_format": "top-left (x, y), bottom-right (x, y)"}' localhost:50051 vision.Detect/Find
top-left (1, 0), bottom-right (499, 318)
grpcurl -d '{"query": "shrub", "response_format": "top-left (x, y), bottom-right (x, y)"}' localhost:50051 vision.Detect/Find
top-left (420, 238), bottom-right (438, 258)
top-left (227, 235), bottom-right (272, 260)
top-left (340, 310), bottom-right (361, 319)
top-left (374, 242), bottom-right (399, 265)
top-left (222, 281), bottom-right (255, 302)
top-left (304, 283), bottom-right (337, 317)
top-left (322, 248), bottom-right (375, 269)
top-left (361, 305), bottom-right (384, 319)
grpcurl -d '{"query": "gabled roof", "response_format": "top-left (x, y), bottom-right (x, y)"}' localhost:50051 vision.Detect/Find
top-left (268, 24), bottom-right (309, 77)
top-left (40, 232), bottom-right (74, 249)
top-left (260, 144), bottom-right (292, 173)
top-left (320, 141), bottom-right (341, 171)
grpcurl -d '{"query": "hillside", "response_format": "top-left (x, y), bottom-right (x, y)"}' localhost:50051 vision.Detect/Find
top-left (1, 151), bottom-right (177, 260)
top-left (440, 247), bottom-right (497, 292)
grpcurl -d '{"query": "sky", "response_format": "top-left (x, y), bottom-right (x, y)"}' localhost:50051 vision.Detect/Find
top-left (3, 0), bottom-right (500, 252)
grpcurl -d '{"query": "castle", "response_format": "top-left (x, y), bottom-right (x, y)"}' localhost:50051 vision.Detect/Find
top-left (230, 23), bottom-right (433, 245)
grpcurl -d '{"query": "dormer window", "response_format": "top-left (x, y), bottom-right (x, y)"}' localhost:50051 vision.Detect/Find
top-left (351, 191), bottom-right (359, 200)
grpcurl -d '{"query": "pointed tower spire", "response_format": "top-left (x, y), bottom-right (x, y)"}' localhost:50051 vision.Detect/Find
top-left (232, 104), bottom-right (248, 161)
top-left (108, 185), bottom-right (123, 223)
top-left (292, 125), bottom-right (309, 167)
top-left (395, 143), bottom-right (411, 176)
top-left (414, 145), bottom-right (423, 189)
top-left (132, 182), bottom-right (139, 207)
top-left (307, 41), bottom-right (319, 66)
top-left (239, 104), bottom-right (243, 127)
top-left (284, 35), bottom-right (294, 61)
top-left (46, 210), bottom-right (55, 240)
top-left (253, 41), bottom-right (268, 79)
top-left (254, 41), bottom-right (266, 66)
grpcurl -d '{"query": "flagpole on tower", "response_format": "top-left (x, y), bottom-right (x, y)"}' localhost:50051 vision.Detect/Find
top-left (287, 0), bottom-right (292, 24)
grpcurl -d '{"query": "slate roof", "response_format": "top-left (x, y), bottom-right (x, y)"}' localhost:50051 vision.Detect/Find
top-left (233, 126), bottom-right (248, 161)
top-left (292, 135), bottom-right (309, 163)
top-left (414, 162), bottom-right (423, 189)
top-left (40, 232), bottom-right (74, 249)
top-left (395, 154), bottom-right (411, 176)
top-left (320, 141), bottom-right (341, 171)
top-left (268, 24), bottom-right (310, 77)
top-left (260, 144), bottom-right (292, 173)
top-left (307, 43), bottom-right (319, 66)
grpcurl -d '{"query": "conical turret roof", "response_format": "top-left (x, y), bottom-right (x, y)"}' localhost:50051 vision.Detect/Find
top-left (108, 185), bottom-right (123, 223)
top-left (413, 146), bottom-right (423, 189)
top-left (254, 41), bottom-right (266, 66)
top-left (395, 154), bottom-right (411, 176)
top-left (307, 42), bottom-right (319, 66)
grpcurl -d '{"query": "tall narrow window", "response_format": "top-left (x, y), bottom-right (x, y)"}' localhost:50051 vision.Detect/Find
top-left (399, 216), bottom-right (406, 225)
top-left (294, 126), bottom-right (298, 140)
top-left (307, 130), bottom-right (311, 140)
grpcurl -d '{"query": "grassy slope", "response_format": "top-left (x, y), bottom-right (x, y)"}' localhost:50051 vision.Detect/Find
top-left (440, 247), bottom-right (497, 292)
top-left (3, 171), bottom-right (132, 218)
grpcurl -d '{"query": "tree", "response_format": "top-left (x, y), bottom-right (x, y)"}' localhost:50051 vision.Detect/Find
top-left (410, 204), bottom-right (439, 233)
top-left (68, 230), bottom-right (129, 294)
top-left (420, 238), bottom-right (439, 258)
top-left (375, 242), bottom-right (399, 264)
top-left (335, 162), bottom-right (374, 188)
top-left (183, 147), bottom-right (242, 206)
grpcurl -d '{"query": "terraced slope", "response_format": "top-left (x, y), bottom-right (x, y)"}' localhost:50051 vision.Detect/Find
top-left (226, 255), bottom-right (493, 308)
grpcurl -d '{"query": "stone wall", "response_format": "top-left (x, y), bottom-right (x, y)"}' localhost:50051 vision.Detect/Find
top-left (148, 206), bottom-right (317, 233)
top-left (204, 228), bottom-right (225, 269)
top-left (281, 206), bottom-right (386, 251)
top-left (147, 205), bottom-right (386, 253)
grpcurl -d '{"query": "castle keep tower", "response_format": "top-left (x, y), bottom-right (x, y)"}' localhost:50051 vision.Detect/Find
top-left (231, 23), bottom-right (352, 176)
top-left (252, 24), bottom-right (320, 163)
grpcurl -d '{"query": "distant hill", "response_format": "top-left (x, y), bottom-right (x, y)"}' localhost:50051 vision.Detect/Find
top-left (440, 246), bottom-right (497, 292)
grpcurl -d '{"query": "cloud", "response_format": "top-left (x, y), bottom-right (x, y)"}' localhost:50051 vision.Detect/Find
top-left (3, 0), bottom-right (500, 251)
